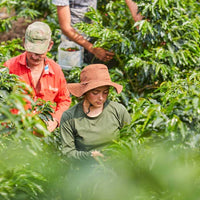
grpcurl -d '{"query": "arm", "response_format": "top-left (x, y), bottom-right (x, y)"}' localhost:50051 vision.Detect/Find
top-left (47, 69), bottom-right (71, 132)
top-left (60, 113), bottom-right (91, 160)
top-left (56, 5), bottom-right (114, 62)
top-left (52, 71), bottom-right (71, 124)
top-left (125, 0), bottom-right (143, 22)
top-left (43, 90), bottom-right (71, 132)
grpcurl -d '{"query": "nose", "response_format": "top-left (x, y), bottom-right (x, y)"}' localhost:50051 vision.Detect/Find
top-left (31, 53), bottom-right (41, 59)
top-left (98, 93), bottom-right (104, 100)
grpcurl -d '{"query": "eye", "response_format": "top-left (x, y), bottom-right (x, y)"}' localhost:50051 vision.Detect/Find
top-left (103, 90), bottom-right (109, 94)
top-left (91, 91), bottom-right (99, 95)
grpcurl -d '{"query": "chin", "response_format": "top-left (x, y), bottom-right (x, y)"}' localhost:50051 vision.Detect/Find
top-left (94, 103), bottom-right (104, 107)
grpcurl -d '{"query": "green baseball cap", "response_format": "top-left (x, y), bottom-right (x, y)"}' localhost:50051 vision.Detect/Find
top-left (24, 21), bottom-right (52, 54)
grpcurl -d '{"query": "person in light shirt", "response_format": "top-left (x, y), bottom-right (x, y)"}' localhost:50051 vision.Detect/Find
top-left (52, 0), bottom-right (142, 64)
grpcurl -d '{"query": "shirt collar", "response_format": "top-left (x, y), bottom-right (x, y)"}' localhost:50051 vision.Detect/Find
top-left (43, 61), bottom-right (55, 75)
top-left (19, 52), bottom-right (55, 75)
top-left (19, 52), bottom-right (27, 66)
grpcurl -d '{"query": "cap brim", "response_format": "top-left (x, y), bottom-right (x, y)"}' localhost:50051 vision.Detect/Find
top-left (24, 40), bottom-right (49, 54)
top-left (68, 81), bottom-right (123, 97)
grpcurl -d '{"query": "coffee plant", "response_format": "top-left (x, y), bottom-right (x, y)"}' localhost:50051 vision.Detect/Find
top-left (76, 0), bottom-right (200, 94)
top-left (0, 0), bottom-right (200, 199)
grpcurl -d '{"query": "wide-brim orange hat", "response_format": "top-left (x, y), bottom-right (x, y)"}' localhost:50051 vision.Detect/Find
top-left (68, 64), bottom-right (123, 97)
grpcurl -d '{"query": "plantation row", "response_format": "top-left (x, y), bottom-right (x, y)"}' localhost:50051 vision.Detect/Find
top-left (0, 0), bottom-right (200, 199)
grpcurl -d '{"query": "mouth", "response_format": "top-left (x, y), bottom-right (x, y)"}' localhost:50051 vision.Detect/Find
top-left (31, 58), bottom-right (41, 62)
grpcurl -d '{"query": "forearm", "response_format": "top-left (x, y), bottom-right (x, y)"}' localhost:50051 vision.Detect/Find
top-left (57, 6), bottom-right (94, 53)
top-left (52, 100), bottom-right (71, 124)
top-left (125, 0), bottom-right (143, 22)
top-left (56, 5), bottom-right (114, 61)
top-left (63, 148), bottom-right (92, 160)
top-left (61, 128), bottom-right (91, 160)
top-left (62, 27), bottom-right (95, 53)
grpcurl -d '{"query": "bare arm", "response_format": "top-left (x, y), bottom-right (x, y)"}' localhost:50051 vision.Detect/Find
top-left (56, 5), bottom-right (114, 62)
top-left (125, 0), bottom-right (143, 22)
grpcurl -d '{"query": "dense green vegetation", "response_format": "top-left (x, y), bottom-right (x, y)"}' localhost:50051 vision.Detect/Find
top-left (0, 0), bottom-right (200, 199)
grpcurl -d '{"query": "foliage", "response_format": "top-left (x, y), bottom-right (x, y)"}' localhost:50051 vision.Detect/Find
top-left (0, 69), bottom-right (68, 200)
top-left (76, 0), bottom-right (200, 95)
top-left (0, 167), bottom-right (46, 200)
top-left (31, 99), bottom-right (55, 123)
top-left (1, 0), bottom-right (200, 199)
top-left (0, 39), bottom-right (23, 64)
top-left (97, 142), bottom-right (200, 200)
top-left (0, 69), bottom-right (50, 137)
top-left (117, 70), bottom-right (200, 149)
top-left (0, 126), bottom-right (68, 200)
top-left (12, 143), bottom-right (198, 200)
top-left (0, 0), bottom-right (60, 61)
top-left (0, 0), bottom-right (56, 32)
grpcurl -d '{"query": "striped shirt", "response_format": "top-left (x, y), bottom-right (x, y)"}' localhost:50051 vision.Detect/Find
top-left (52, 0), bottom-right (97, 25)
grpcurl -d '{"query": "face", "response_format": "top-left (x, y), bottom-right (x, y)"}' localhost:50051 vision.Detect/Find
top-left (26, 51), bottom-right (47, 67)
top-left (25, 41), bottom-right (53, 67)
top-left (85, 86), bottom-right (110, 108)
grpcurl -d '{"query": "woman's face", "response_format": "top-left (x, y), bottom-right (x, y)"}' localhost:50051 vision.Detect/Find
top-left (85, 86), bottom-right (110, 108)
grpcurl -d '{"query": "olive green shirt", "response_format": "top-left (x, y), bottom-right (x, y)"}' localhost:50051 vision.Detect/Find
top-left (60, 100), bottom-right (131, 160)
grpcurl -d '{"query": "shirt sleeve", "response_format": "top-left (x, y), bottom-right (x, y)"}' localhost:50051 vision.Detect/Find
top-left (52, 70), bottom-right (71, 124)
top-left (52, 0), bottom-right (69, 6)
top-left (60, 112), bottom-right (91, 160)
top-left (4, 58), bottom-right (13, 71)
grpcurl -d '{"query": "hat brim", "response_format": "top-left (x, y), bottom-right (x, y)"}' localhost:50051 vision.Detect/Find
top-left (24, 39), bottom-right (50, 54)
top-left (68, 81), bottom-right (123, 97)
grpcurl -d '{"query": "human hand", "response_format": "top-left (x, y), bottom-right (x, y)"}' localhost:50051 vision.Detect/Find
top-left (46, 118), bottom-right (58, 132)
top-left (92, 47), bottom-right (114, 62)
top-left (91, 150), bottom-right (104, 159)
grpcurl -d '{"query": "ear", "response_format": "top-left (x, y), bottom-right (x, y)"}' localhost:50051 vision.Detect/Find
top-left (23, 37), bottom-right (25, 48)
top-left (47, 41), bottom-right (54, 51)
